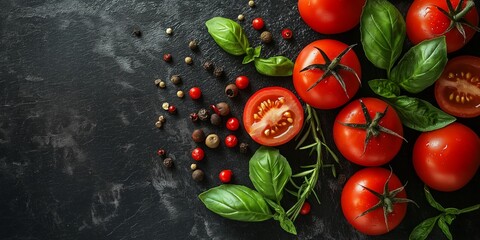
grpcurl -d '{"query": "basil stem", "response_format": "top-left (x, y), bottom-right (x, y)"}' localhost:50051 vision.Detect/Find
top-left (205, 17), bottom-right (250, 55)
top-left (254, 56), bottom-right (294, 77)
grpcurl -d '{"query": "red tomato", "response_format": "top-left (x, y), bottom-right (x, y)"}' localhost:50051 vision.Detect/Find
top-left (434, 55), bottom-right (480, 118)
top-left (341, 168), bottom-right (409, 235)
top-left (243, 87), bottom-right (304, 146)
top-left (293, 39), bottom-right (361, 109)
top-left (219, 170), bottom-right (233, 183)
top-left (413, 122), bottom-right (480, 192)
top-left (406, 0), bottom-right (479, 53)
top-left (298, 0), bottom-right (366, 34)
top-left (333, 98), bottom-right (404, 166)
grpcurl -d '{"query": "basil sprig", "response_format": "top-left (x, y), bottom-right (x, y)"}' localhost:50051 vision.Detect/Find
top-left (205, 17), bottom-right (294, 76)
top-left (198, 146), bottom-right (296, 235)
top-left (409, 186), bottom-right (480, 240)
top-left (360, 0), bottom-right (455, 132)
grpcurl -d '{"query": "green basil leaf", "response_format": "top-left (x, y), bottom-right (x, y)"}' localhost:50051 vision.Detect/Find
top-left (391, 37), bottom-right (447, 93)
top-left (253, 56), bottom-right (294, 76)
top-left (198, 184), bottom-right (272, 222)
top-left (438, 216), bottom-right (453, 240)
top-left (458, 204), bottom-right (480, 214)
top-left (205, 17), bottom-right (250, 56)
top-left (443, 214), bottom-right (456, 225)
top-left (389, 96), bottom-right (456, 131)
top-left (360, 0), bottom-right (405, 74)
top-left (444, 208), bottom-right (460, 215)
top-left (423, 186), bottom-right (445, 212)
top-left (368, 79), bottom-right (400, 98)
top-left (249, 146), bottom-right (292, 203)
top-left (409, 216), bottom-right (440, 240)
top-left (278, 215), bottom-right (297, 235)
top-left (264, 198), bottom-right (285, 215)
top-left (243, 46), bottom-right (262, 64)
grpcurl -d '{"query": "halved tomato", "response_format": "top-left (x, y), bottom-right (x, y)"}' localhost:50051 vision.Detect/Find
top-left (434, 55), bottom-right (480, 118)
top-left (243, 87), bottom-right (304, 146)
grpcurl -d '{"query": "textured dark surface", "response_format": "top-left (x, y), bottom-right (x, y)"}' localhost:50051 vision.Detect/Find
top-left (0, 0), bottom-right (479, 239)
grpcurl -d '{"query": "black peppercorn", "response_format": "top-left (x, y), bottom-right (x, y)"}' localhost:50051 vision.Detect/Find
top-left (192, 169), bottom-right (204, 181)
top-left (132, 28), bottom-right (142, 37)
top-left (190, 112), bottom-right (199, 122)
top-left (170, 75), bottom-right (182, 85)
top-left (260, 31), bottom-right (273, 43)
top-left (225, 84), bottom-right (239, 98)
top-left (203, 60), bottom-right (214, 71)
top-left (213, 67), bottom-right (224, 78)
top-left (239, 142), bottom-right (249, 154)
top-left (163, 158), bottom-right (173, 168)
top-left (198, 108), bottom-right (209, 121)
top-left (210, 113), bottom-right (222, 126)
top-left (192, 129), bottom-right (206, 143)
top-left (188, 40), bottom-right (198, 50)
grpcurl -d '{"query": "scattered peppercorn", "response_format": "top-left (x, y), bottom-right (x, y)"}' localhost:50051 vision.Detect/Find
top-left (281, 28), bottom-right (293, 40)
top-left (158, 115), bottom-right (166, 123)
top-left (157, 149), bottom-right (166, 157)
top-left (239, 142), bottom-right (249, 154)
top-left (168, 105), bottom-right (177, 114)
top-left (225, 84), bottom-right (239, 98)
top-left (203, 60), bottom-right (214, 71)
top-left (155, 121), bottom-right (163, 128)
top-left (237, 14), bottom-right (245, 21)
top-left (198, 108), bottom-right (210, 121)
top-left (158, 81), bottom-right (166, 88)
top-left (248, 0), bottom-right (255, 7)
top-left (190, 112), bottom-right (199, 122)
top-left (188, 40), bottom-right (198, 50)
top-left (215, 102), bottom-right (230, 116)
top-left (190, 163), bottom-right (197, 171)
top-left (162, 102), bottom-right (170, 110)
top-left (192, 169), bottom-right (205, 181)
top-left (170, 75), bottom-right (182, 85)
top-left (260, 31), bottom-right (273, 43)
top-left (132, 28), bottom-right (142, 37)
top-left (185, 56), bottom-right (193, 65)
top-left (177, 90), bottom-right (184, 98)
top-left (205, 133), bottom-right (220, 148)
top-left (213, 66), bottom-right (224, 78)
top-left (163, 158), bottom-right (173, 168)
top-left (210, 113), bottom-right (222, 126)
top-left (166, 27), bottom-right (173, 35)
top-left (163, 53), bottom-right (172, 62)
top-left (192, 129), bottom-right (206, 143)
top-left (154, 79), bottom-right (162, 86)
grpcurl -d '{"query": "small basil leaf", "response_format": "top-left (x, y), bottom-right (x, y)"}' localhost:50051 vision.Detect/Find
top-left (205, 17), bottom-right (250, 56)
top-left (360, 0), bottom-right (405, 74)
top-left (368, 79), bottom-right (401, 98)
top-left (243, 46), bottom-right (262, 64)
top-left (409, 216), bottom-right (440, 240)
top-left (391, 37), bottom-right (447, 93)
top-left (249, 146), bottom-right (292, 203)
top-left (458, 204), bottom-right (480, 214)
top-left (389, 96), bottom-right (456, 132)
top-left (264, 198), bottom-right (285, 215)
top-left (423, 186), bottom-right (445, 212)
top-left (443, 214), bottom-right (456, 225)
top-left (253, 56), bottom-right (294, 76)
top-left (438, 216), bottom-right (453, 240)
top-left (199, 184), bottom-right (272, 222)
top-left (278, 215), bottom-right (297, 235)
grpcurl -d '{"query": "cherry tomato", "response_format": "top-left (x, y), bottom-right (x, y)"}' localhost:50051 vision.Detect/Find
top-left (434, 55), bottom-right (480, 118)
top-left (243, 87), bottom-right (304, 146)
top-left (333, 98), bottom-right (404, 166)
top-left (300, 202), bottom-right (311, 215)
top-left (413, 123), bottom-right (480, 192)
top-left (235, 75), bottom-right (250, 89)
top-left (226, 117), bottom-right (240, 131)
top-left (252, 18), bottom-right (265, 30)
top-left (298, 0), bottom-right (366, 34)
top-left (406, 0), bottom-right (479, 53)
top-left (224, 134), bottom-right (238, 148)
top-left (293, 39), bottom-right (361, 109)
top-left (219, 169), bottom-right (233, 183)
top-left (191, 147), bottom-right (205, 161)
top-left (281, 28), bottom-right (293, 40)
top-left (189, 87), bottom-right (202, 100)
top-left (341, 168), bottom-right (410, 235)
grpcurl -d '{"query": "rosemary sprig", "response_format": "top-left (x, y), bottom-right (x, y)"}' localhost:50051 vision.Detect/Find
top-left (286, 104), bottom-right (339, 221)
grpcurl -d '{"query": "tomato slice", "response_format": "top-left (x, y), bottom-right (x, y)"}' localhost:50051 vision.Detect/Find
top-left (243, 87), bottom-right (304, 146)
top-left (434, 56), bottom-right (480, 118)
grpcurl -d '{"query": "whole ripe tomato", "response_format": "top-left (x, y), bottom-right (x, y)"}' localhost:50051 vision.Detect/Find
top-left (341, 168), bottom-right (411, 235)
top-left (293, 39), bottom-right (361, 109)
top-left (434, 55), bottom-right (480, 118)
top-left (243, 87), bottom-right (304, 146)
top-left (413, 122), bottom-right (480, 192)
top-left (298, 0), bottom-right (366, 34)
top-left (333, 98), bottom-right (404, 166)
top-left (406, 0), bottom-right (479, 53)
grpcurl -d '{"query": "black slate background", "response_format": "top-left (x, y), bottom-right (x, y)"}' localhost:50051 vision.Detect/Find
top-left (0, 0), bottom-right (479, 239)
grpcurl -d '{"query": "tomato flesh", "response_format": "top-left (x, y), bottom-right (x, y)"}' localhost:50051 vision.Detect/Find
top-left (435, 55), bottom-right (480, 118)
top-left (243, 87), bottom-right (304, 146)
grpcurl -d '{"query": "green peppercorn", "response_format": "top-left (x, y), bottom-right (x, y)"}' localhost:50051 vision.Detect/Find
top-left (225, 84), bottom-right (239, 98)
top-left (210, 113), bottom-right (222, 126)
top-left (170, 75), bottom-right (182, 85)
top-left (191, 129), bottom-right (206, 143)
top-left (188, 40), bottom-right (198, 50)
top-left (192, 169), bottom-right (204, 181)
top-left (205, 134), bottom-right (220, 148)
top-left (260, 31), bottom-right (273, 44)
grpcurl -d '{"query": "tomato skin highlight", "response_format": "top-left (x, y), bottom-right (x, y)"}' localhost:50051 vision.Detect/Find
top-left (298, 0), bottom-right (366, 34)
top-left (413, 122), bottom-right (480, 192)
top-left (293, 39), bottom-right (361, 109)
top-left (406, 0), bottom-right (479, 53)
top-left (434, 55), bottom-right (480, 118)
top-left (341, 168), bottom-right (408, 235)
top-left (243, 87), bottom-right (304, 147)
top-left (333, 98), bottom-right (404, 166)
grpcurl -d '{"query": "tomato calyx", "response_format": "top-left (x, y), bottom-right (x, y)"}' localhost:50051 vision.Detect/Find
top-left (435, 0), bottom-right (480, 41)
top-left (338, 99), bottom-right (406, 154)
top-left (355, 169), bottom-right (418, 232)
top-left (300, 44), bottom-right (361, 97)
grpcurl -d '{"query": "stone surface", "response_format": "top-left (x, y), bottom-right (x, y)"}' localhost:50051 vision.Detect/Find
top-left (1, 0), bottom-right (479, 239)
